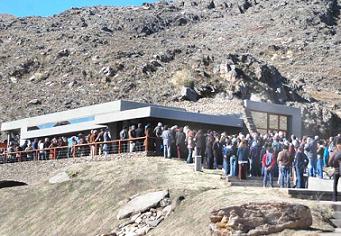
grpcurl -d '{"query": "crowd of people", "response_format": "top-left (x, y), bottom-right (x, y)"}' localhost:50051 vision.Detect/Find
top-left (1, 121), bottom-right (341, 200)
top-left (0, 128), bottom-right (116, 161)
top-left (152, 123), bottom-right (341, 200)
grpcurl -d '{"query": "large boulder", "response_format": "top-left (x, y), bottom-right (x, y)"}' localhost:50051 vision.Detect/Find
top-left (117, 190), bottom-right (169, 220)
top-left (209, 202), bottom-right (312, 236)
top-left (181, 86), bottom-right (199, 102)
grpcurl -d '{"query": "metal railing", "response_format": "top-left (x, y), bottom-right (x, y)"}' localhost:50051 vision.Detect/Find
top-left (0, 136), bottom-right (158, 163)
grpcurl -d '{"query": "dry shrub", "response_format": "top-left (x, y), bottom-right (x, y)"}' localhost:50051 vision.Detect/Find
top-left (171, 69), bottom-right (195, 89)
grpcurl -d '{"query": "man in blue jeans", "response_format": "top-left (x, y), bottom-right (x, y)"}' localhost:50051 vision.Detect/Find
top-left (305, 137), bottom-right (318, 177)
top-left (294, 145), bottom-right (309, 188)
top-left (222, 140), bottom-right (232, 176)
top-left (277, 144), bottom-right (292, 188)
top-left (262, 145), bottom-right (275, 187)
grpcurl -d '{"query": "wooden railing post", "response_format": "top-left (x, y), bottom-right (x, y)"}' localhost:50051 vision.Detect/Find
top-left (118, 140), bottom-right (121, 154)
top-left (145, 136), bottom-right (149, 152)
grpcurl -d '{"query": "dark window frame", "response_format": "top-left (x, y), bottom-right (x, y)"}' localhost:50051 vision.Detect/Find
top-left (249, 109), bottom-right (289, 134)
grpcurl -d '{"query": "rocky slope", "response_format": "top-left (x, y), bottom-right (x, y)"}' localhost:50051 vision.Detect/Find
top-left (0, 0), bottom-right (340, 136)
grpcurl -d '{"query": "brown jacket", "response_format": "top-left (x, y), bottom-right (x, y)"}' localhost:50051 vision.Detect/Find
top-left (277, 149), bottom-right (292, 167)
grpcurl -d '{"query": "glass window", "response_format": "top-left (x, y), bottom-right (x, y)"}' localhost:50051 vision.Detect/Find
top-left (269, 114), bottom-right (279, 129)
top-left (279, 116), bottom-right (288, 131)
top-left (250, 111), bottom-right (267, 129)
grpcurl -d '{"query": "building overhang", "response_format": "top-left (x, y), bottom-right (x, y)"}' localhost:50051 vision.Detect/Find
top-left (1, 100), bottom-right (243, 140)
top-left (96, 106), bottom-right (243, 128)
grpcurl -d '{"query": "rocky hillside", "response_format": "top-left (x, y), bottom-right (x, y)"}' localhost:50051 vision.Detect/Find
top-left (0, 0), bottom-right (340, 136)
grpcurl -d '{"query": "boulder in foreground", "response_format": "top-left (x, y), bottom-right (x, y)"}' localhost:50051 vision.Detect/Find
top-left (117, 190), bottom-right (169, 220)
top-left (209, 202), bottom-right (312, 236)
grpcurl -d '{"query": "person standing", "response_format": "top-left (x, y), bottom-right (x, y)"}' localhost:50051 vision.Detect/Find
top-left (144, 124), bottom-right (154, 152)
top-left (161, 125), bottom-right (172, 159)
top-left (38, 140), bottom-right (44, 160)
top-left (294, 145), bottom-right (309, 188)
top-left (229, 138), bottom-right (238, 176)
top-left (119, 127), bottom-right (128, 153)
top-left (305, 137), bottom-right (318, 177)
top-left (222, 138), bottom-right (232, 176)
top-left (128, 125), bottom-right (137, 153)
top-left (250, 139), bottom-right (261, 177)
top-left (213, 135), bottom-right (222, 169)
top-left (317, 141), bottom-right (325, 179)
top-left (103, 128), bottom-right (111, 157)
top-left (205, 133), bottom-right (214, 169)
top-left (262, 145), bottom-right (276, 187)
top-left (175, 128), bottom-right (186, 159)
top-left (277, 144), bottom-right (292, 188)
top-left (328, 137), bottom-right (341, 201)
top-left (186, 130), bottom-right (194, 163)
top-left (89, 130), bottom-right (97, 158)
top-left (95, 129), bottom-right (104, 156)
top-left (154, 122), bottom-right (163, 155)
top-left (195, 130), bottom-right (206, 161)
top-left (237, 140), bottom-right (249, 180)
top-left (135, 123), bottom-right (144, 151)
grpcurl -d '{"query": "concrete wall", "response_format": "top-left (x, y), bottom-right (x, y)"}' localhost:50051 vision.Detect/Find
top-left (244, 100), bottom-right (302, 137)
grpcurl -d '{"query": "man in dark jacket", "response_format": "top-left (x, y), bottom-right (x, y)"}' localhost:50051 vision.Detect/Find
top-left (195, 130), bottom-right (206, 161)
top-left (294, 145), bottom-right (309, 188)
top-left (205, 133), bottom-right (214, 169)
top-left (135, 123), bottom-right (144, 151)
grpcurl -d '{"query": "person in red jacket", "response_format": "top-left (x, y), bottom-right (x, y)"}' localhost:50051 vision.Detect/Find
top-left (262, 144), bottom-right (276, 187)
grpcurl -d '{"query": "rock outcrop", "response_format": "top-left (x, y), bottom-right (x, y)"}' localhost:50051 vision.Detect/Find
top-left (209, 202), bottom-right (313, 236)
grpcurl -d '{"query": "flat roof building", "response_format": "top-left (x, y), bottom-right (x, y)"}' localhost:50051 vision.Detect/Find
top-left (1, 100), bottom-right (244, 141)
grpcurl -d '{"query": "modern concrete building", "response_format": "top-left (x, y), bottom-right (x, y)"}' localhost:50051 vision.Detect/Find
top-left (244, 100), bottom-right (302, 137)
top-left (1, 100), bottom-right (243, 142)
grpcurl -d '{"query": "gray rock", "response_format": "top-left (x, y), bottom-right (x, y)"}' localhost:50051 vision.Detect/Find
top-left (210, 202), bottom-right (312, 236)
top-left (159, 198), bottom-right (171, 207)
top-left (29, 72), bottom-right (48, 82)
top-left (162, 205), bottom-right (172, 218)
top-left (181, 87), bottom-right (199, 102)
top-left (146, 217), bottom-right (163, 228)
top-left (56, 48), bottom-right (70, 58)
top-left (207, 1), bottom-right (215, 9)
top-left (142, 60), bottom-right (162, 74)
top-left (117, 190), bottom-right (169, 220)
top-left (10, 77), bottom-right (17, 83)
top-left (100, 66), bottom-right (116, 77)
top-left (49, 171), bottom-right (70, 184)
top-left (28, 99), bottom-right (41, 105)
